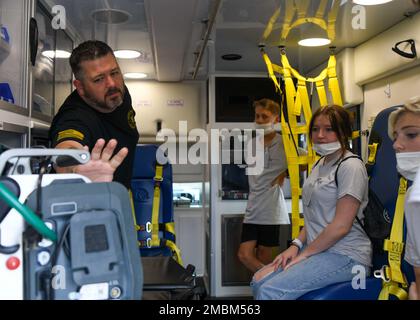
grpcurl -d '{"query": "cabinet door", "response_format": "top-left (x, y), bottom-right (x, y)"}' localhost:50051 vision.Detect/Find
top-left (32, 1), bottom-right (73, 122)
top-left (0, 0), bottom-right (29, 113)
top-left (54, 28), bottom-right (73, 114)
top-left (32, 3), bottom-right (55, 120)
top-left (174, 210), bottom-right (205, 276)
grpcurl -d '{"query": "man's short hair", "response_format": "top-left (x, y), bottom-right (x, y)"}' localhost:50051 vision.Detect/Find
top-left (70, 40), bottom-right (115, 80)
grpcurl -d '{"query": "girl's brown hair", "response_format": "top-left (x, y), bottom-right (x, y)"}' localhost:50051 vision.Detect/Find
top-left (309, 105), bottom-right (353, 158)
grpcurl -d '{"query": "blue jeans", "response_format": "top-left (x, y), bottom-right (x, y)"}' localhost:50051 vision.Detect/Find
top-left (251, 251), bottom-right (370, 300)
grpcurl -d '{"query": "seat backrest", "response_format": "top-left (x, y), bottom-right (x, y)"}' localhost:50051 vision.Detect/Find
top-left (131, 144), bottom-right (175, 257)
top-left (132, 144), bottom-right (172, 179)
top-left (366, 106), bottom-right (413, 278)
top-left (367, 106), bottom-right (400, 234)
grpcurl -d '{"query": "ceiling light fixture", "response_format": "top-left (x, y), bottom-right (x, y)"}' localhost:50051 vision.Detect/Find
top-left (124, 72), bottom-right (148, 79)
top-left (221, 54), bottom-right (242, 61)
top-left (114, 50), bottom-right (141, 59)
top-left (353, 0), bottom-right (393, 5)
top-left (298, 38), bottom-right (331, 47)
top-left (297, 22), bottom-right (332, 47)
top-left (41, 50), bottom-right (71, 59)
top-left (91, 9), bottom-right (131, 24)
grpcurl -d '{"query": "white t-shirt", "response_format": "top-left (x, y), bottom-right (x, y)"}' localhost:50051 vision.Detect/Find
top-left (302, 151), bottom-right (372, 266)
top-left (244, 133), bottom-right (289, 225)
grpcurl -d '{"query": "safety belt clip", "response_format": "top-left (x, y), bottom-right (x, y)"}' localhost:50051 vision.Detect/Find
top-left (146, 222), bottom-right (152, 233)
top-left (154, 176), bottom-right (163, 187)
top-left (374, 265), bottom-right (390, 283)
top-left (146, 238), bottom-right (152, 248)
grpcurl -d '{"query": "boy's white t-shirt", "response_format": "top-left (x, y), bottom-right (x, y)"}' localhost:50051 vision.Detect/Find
top-left (244, 133), bottom-right (289, 225)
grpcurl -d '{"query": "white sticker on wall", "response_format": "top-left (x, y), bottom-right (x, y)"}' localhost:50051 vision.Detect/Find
top-left (167, 99), bottom-right (184, 107)
top-left (137, 100), bottom-right (151, 107)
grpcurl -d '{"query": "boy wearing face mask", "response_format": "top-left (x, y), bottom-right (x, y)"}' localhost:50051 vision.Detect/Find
top-left (388, 96), bottom-right (420, 300)
top-left (237, 99), bottom-right (289, 273)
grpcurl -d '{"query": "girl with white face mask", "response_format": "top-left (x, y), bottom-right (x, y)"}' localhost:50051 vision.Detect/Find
top-left (388, 96), bottom-right (420, 300)
top-left (252, 105), bottom-right (371, 300)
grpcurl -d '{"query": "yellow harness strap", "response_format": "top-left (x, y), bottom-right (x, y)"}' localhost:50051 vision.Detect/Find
top-left (151, 164), bottom-right (163, 247)
top-left (279, 0), bottom-right (340, 43)
top-left (281, 0), bottom-right (297, 41)
top-left (326, 55), bottom-right (343, 106)
top-left (261, 8), bottom-right (281, 42)
top-left (367, 143), bottom-right (379, 166)
top-left (280, 52), bottom-right (314, 237)
top-left (166, 239), bottom-right (184, 266)
top-left (377, 178), bottom-right (408, 300)
top-left (128, 189), bottom-right (139, 230)
top-left (261, 49), bottom-right (345, 239)
top-left (316, 0), bottom-right (328, 19)
top-left (149, 164), bottom-right (184, 265)
top-left (327, 0), bottom-right (341, 43)
top-left (261, 51), bottom-right (282, 92)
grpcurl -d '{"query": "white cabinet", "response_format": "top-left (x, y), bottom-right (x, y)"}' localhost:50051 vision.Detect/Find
top-left (0, 0), bottom-right (30, 115)
top-left (174, 208), bottom-right (205, 276)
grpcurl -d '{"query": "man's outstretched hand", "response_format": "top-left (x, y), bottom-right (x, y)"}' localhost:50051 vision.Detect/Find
top-left (73, 139), bottom-right (128, 182)
top-left (56, 139), bottom-right (128, 182)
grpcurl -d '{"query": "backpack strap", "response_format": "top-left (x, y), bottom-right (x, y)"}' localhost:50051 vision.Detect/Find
top-left (312, 156), bottom-right (324, 169)
top-left (333, 155), bottom-right (365, 228)
top-left (334, 155), bottom-right (363, 187)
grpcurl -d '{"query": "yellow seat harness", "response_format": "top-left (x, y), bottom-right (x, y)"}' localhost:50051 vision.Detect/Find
top-left (366, 143), bottom-right (408, 300)
top-left (259, 0), bottom-right (345, 238)
top-left (129, 164), bottom-right (184, 266)
top-left (375, 177), bottom-right (408, 300)
top-left (262, 48), bottom-right (344, 237)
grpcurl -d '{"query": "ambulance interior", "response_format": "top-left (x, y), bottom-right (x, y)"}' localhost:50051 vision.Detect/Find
top-left (0, 0), bottom-right (420, 299)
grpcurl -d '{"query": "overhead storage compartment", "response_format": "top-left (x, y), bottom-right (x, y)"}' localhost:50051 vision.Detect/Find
top-left (354, 12), bottom-right (420, 85)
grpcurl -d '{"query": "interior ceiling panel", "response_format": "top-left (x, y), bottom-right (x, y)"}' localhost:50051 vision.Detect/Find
top-left (52, 0), bottom-right (155, 79)
top-left (215, 0), bottom-right (419, 75)
top-left (145, 0), bottom-right (199, 81)
top-left (51, 0), bottom-right (419, 81)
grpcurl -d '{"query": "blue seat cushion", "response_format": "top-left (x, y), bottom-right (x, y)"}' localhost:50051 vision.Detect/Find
top-left (299, 277), bottom-right (382, 300)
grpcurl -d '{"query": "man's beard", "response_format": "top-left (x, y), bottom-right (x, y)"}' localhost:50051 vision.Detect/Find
top-left (84, 86), bottom-right (125, 113)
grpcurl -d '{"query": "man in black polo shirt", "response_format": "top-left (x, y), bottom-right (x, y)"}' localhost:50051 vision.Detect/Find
top-left (49, 40), bottom-right (139, 189)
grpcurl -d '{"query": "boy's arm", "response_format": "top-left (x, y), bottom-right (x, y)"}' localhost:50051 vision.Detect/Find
top-left (271, 170), bottom-right (288, 186)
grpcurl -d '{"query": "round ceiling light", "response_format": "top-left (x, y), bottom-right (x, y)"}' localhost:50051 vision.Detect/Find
top-left (298, 38), bottom-right (331, 47)
top-left (221, 54), bottom-right (242, 61)
top-left (114, 50), bottom-right (141, 59)
top-left (42, 50), bottom-right (71, 59)
top-left (353, 0), bottom-right (393, 5)
top-left (91, 9), bottom-right (131, 24)
top-left (124, 72), bottom-right (148, 79)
